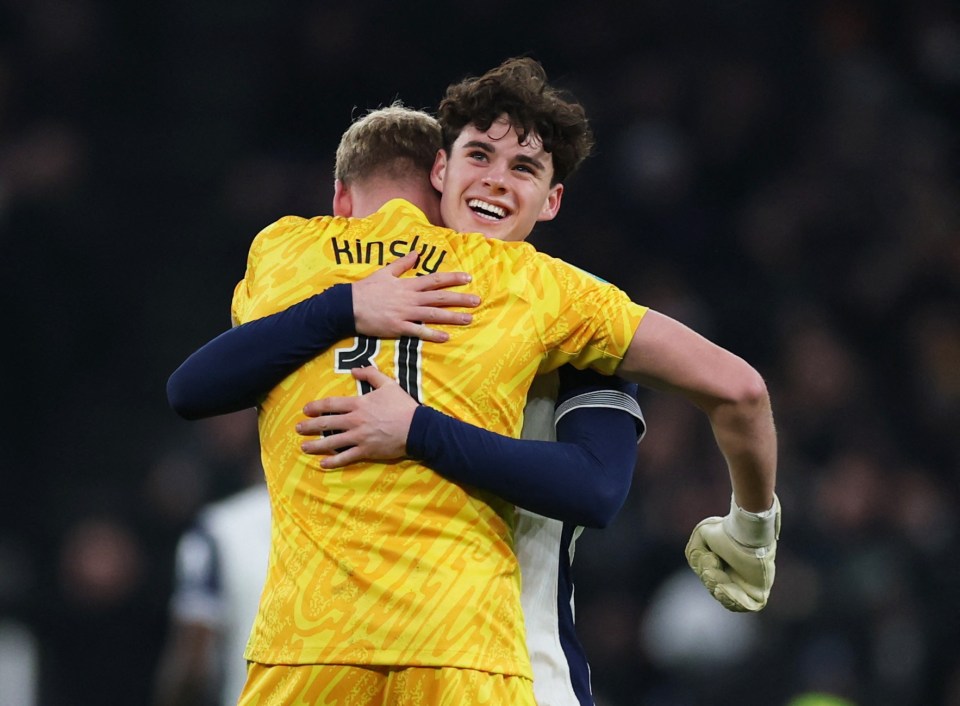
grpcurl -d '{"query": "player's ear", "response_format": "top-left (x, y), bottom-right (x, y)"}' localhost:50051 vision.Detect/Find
top-left (536, 183), bottom-right (564, 223)
top-left (333, 179), bottom-right (353, 217)
top-left (430, 150), bottom-right (448, 192)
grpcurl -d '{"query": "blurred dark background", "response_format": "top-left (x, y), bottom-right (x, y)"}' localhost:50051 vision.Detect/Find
top-left (1, 0), bottom-right (958, 704)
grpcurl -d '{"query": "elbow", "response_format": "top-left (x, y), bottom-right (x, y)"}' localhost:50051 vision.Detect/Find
top-left (723, 363), bottom-right (770, 412)
top-left (581, 497), bottom-right (623, 529)
top-left (579, 479), bottom-right (630, 529)
top-left (166, 374), bottom-right (201, 421)
top-left (739, 367), bottom-right (770, 408)
top-left (710, 364), bottom-right (772, 431)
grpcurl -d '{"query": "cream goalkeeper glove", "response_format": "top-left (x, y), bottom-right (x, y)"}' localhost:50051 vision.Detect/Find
top-left (685, 494), bottom-right (781, 612)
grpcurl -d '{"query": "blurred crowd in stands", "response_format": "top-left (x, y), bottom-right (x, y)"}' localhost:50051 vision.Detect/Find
top-left (1, 1), bottom-right (957, 704)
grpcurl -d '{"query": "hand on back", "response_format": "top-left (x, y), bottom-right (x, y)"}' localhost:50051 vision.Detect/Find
top-left (353, 251), bottom-right (480, 343)
top-left (296, 366), bottom-right (419, 468)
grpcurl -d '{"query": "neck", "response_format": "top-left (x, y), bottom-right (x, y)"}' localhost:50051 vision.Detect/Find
top-left (351, 180), bottom-right (442, 225)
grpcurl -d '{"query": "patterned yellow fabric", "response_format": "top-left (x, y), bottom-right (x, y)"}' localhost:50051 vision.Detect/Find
top-left (233, 199), bottom-right (647, 677)
top-left (238, 663), bottom-right (536, 706)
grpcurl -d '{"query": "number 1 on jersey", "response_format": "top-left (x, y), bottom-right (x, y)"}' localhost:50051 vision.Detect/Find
top-left (335, 334), bottom-right (422, 402)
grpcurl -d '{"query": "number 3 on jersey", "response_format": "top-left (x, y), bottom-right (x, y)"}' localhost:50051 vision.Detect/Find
top-left (335, 334), bottom-right (423, 402)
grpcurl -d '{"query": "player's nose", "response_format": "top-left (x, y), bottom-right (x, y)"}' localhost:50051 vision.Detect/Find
top-left (482, 166), bottom-right (508, 191)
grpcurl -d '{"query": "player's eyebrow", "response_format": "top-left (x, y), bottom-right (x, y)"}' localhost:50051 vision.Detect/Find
top-left (462, 140), bottom-right (546, 174)
top-left (513, 154), bottom-right (546, 174)
top-left (463, 139), bottom-right (495, 153)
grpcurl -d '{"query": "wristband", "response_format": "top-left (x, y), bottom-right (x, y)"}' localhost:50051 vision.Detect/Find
top-left (722, 494), bottom-right (780, 548)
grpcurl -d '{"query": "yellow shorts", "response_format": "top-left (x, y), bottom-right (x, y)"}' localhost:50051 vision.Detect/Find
top-left (238, 663), bottom-right (535, 706)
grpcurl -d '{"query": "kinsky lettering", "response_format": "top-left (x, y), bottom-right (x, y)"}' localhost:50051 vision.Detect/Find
top-left (332, 234), bottom-right (447, 274)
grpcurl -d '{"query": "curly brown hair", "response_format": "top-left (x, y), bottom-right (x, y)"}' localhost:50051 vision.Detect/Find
top-left (437, 57), bottom-right (594, 185)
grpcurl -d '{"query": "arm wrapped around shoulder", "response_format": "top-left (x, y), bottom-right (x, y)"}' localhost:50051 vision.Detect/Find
top-left (684, 494), bottom-right (781, 612)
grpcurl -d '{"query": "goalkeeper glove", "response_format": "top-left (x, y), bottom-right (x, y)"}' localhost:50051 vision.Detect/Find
top-left (685, 493), bottom-right (781, 612)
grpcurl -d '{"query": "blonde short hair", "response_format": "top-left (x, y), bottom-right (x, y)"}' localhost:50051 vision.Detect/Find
top-left (334, 103), bottom-right (442, 185)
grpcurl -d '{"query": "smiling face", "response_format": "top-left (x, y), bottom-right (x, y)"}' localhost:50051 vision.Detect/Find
top-left (430, 117), bottom-right (564, 242)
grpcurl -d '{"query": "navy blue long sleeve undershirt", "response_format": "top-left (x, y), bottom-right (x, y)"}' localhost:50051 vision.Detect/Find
top-left (167, 284), bottom-right (354, 420)
top-left (166, 284), bottom-right (641, 526)
top-left (408, 399), bottom-right (639, 528)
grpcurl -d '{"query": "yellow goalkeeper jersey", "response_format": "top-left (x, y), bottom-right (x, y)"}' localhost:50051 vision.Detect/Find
top-left (232, 199), bottom-right (647, 677)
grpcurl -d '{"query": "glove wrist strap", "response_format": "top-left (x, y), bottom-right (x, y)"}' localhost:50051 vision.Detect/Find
top-left (723, 494), bottom-right (780, 547)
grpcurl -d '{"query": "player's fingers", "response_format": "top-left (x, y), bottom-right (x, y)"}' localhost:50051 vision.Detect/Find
top-left (687, 545), bottom-right (730, 593)
top-left (697, 564), bottom-right (730, 591)
top-left (302, 396), bottom-right (356, 417)
top-left (296, 411), bottom-right (352, 436)
top-left (415, 271), bottom-right (472, 291)
top-left (381, 251), bottom-right (420, 277)
top-left (689, 548), bottom-right (724, 584)
top-left (415, 308), bottom-right (472, 327)
top-left (401, 322), bottom-right (449, 343)
top-left (418, 291), bottom-right (480, 310)
top-left (320, 446), bottom-right (364, 469)
top-left (300, 430), bottom-right (355, 455)
top-left (712, 582), bottom-right (760, 612)
top-left (350, 365), bottom-right (395, 389)
top-left (684, 529), bottom-right (709, 565)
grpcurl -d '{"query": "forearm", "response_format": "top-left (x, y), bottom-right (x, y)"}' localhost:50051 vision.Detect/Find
top-left (617, 309), bottom-right (777, 511)
top-left (167, 284), bottom-right (353, 419)
top-left (407, 405), bottom-right (638, 527)
top-left (707, 378), bottom-right (777, 513)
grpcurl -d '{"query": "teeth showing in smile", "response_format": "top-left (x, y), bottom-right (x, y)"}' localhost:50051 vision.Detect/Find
top-left (468, 199), bottom-right (506, 220)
